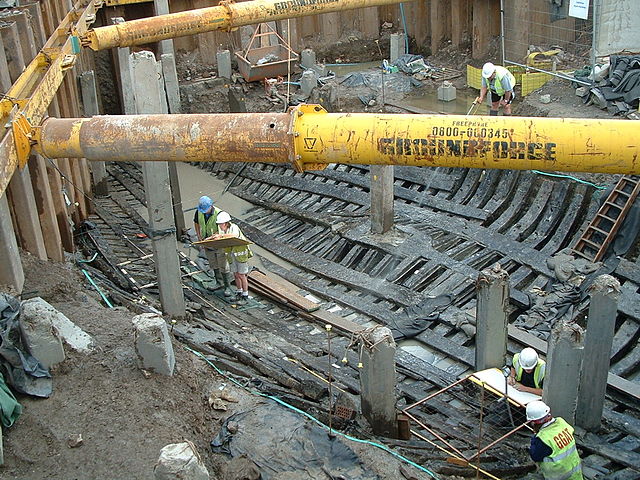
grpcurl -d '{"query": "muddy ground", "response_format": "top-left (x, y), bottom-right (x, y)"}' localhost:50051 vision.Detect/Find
top-left (3, 254), bottom-right (446, 480)
top-left (1, 39), bottom-right (623, 479)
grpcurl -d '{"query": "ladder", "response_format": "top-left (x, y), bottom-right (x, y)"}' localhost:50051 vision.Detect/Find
top-left (572, 175), bottom-right (640, 262)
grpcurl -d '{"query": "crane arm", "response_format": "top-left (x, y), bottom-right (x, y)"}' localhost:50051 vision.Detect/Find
top-left (32, 105), bottom-right (640, 174)
top-left (81, 0), bottom-right (408, 51)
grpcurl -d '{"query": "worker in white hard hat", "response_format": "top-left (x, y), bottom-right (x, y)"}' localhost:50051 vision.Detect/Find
top-left (194, 195), bottom-right (233, 296)
top-left (213, 211), bottom-right (253, 305)
top-left (526, 400), bottom-right (583, 480)
top-left (508, 347), bottom-right (546, 396)
top-left (475, 62), bottom-right (516, 116)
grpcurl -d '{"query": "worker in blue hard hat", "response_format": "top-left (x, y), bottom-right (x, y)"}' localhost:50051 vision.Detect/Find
top-left (193, 196), bottom-right (234, 297)
top-left (475, 62), bottom-right (516, 116)
top-left (509, 347), bottom-right (546, 396)
top-left (526, 400), bottom-right (583, 480)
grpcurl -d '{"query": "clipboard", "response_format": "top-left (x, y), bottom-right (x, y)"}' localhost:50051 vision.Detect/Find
top-left (194, 235), bottom-right (253, 248)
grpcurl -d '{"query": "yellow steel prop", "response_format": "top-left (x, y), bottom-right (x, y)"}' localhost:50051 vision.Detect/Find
top-left (35, 105), bottom-right (640, 175)
top-left (81, 0), bottom-right (407, 50)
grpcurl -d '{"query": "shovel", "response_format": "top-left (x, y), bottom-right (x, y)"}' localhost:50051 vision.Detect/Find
top-left (466, 100), bottom-right (479, 115)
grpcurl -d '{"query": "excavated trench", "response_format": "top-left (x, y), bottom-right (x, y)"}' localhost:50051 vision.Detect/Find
top-left (75, 62), bottom-right (640, 478)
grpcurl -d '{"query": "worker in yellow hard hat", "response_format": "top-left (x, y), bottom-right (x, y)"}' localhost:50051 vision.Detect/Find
top-left (526, 400), bottom-right (583, 480)
top-left (475, 62), bottom-right (516, 116)
top-left (509, 347), bottom-right (545, 396)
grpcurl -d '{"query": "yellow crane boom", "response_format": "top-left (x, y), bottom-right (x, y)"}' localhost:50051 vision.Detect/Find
top-left (81, 0), bottom-right (408, 50)
top-left (33, 105), bottom-right (640, 174)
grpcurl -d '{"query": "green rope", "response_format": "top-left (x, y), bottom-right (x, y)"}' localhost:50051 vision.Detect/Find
top-left (531, 170), bottom-right (607, 190)
top-left (185, 346), bottom-right (440, 479)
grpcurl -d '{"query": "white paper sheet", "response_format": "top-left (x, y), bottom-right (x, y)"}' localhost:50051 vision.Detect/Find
top-left (469, 368), bottom-right (541, 406)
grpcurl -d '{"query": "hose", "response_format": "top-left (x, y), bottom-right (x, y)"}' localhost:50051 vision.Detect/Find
top-left (185, 346), bottom-right (440, 479)
top-left (81, 268), bottom-right (114, 308)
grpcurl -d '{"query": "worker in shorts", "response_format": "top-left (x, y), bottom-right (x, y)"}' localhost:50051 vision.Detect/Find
top-left (476, 62), bottom-right (516, 116)
top-left (214, 211), bottom-right (253, 305)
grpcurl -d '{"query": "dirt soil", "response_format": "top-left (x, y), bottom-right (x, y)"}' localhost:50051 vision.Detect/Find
top-left (1, 254), bottom-right (451, 480)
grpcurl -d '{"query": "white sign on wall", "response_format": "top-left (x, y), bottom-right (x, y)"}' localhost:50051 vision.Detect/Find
top-left (569, 0), bottom-right (590, 19)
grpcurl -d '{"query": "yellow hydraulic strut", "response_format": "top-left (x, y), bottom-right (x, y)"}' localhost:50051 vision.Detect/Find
top-left (33, 105), bottom-right (640, 174)
top-left (81, 0), bottom-right (407, 50)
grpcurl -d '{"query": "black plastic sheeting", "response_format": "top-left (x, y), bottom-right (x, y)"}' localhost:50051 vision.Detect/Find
top-left (211, 402), bottom-right (379, 480)
top-left (576, 55), bottom-right (640, 116)
top-left (388, 295), bottom-right (453, 341)
top-left (0, 294), bottom-right (52, 398)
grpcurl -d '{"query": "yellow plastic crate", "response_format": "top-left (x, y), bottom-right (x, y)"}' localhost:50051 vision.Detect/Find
top-left (467, 64), bottom-right (552, 96)
top-left (520, 72), bottom-right (553, 96)
top-left (467, 65), bottom-right (482, 90)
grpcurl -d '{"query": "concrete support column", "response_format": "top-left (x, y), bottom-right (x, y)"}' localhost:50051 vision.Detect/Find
top-left (216, 50), bottom-right (232, 80)
top-left (475, 264), bottom-right (509, 370)
top-left (300, 70), bottom-right (317, 96)
top-left (79, 71), bottom-right (108, 197)
top-left (112, 17), bottom-right (136, 115)
top-left (131, 51), bottom-right (186, 318)
top-left (370, 165), bottom-right (394, 234)
top-left (576, 275), bottom-right (620, 431)
top-left (543, 322), bottom-right (584, 424)
top-left (153, 0), bottom-right (175, 57)
top-left (160, 53), bottom-right (186, 238)
top-left (359, 326), bottom-right (397, 437)
top-left (0, 194), bottom-right (24, 292)
top-left (301, 49), bottom-right (316, 69)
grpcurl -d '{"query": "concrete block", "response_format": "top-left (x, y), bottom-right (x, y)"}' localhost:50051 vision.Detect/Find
top-left (216, 50), bottom-right (231, 79)
top-left (437, 82), bottom-right (457, 102)
top-left (310, 63), bottom-right (327, 78)
top-left (540, 94), bottom-right (552, 104)
top-left (20, 297), bottom-right (65, 369)
top-left (390, 33), bottom-right (405, 63)
top-left (300, 49), bottom-right (316, 70)
top-left (132, 313), bottom-right (175, 376)
top-left (575, 86), bottom-right (589, 97)
top-left (300, 70), bottom-right (317, 96)
top-left (155, 442), bottom-right (209, 480)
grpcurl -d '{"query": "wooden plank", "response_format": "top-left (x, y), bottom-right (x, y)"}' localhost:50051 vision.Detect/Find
top-left (304, 308), bottom-right (362, 334)
top-left (249, 269), bottom-right (320, 313)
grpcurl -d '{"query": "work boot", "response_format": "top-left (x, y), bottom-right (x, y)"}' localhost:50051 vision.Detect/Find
top-left (222, 273), bottom-right (234, 297)
top-left (213, 269), bottom-right (224, 286)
